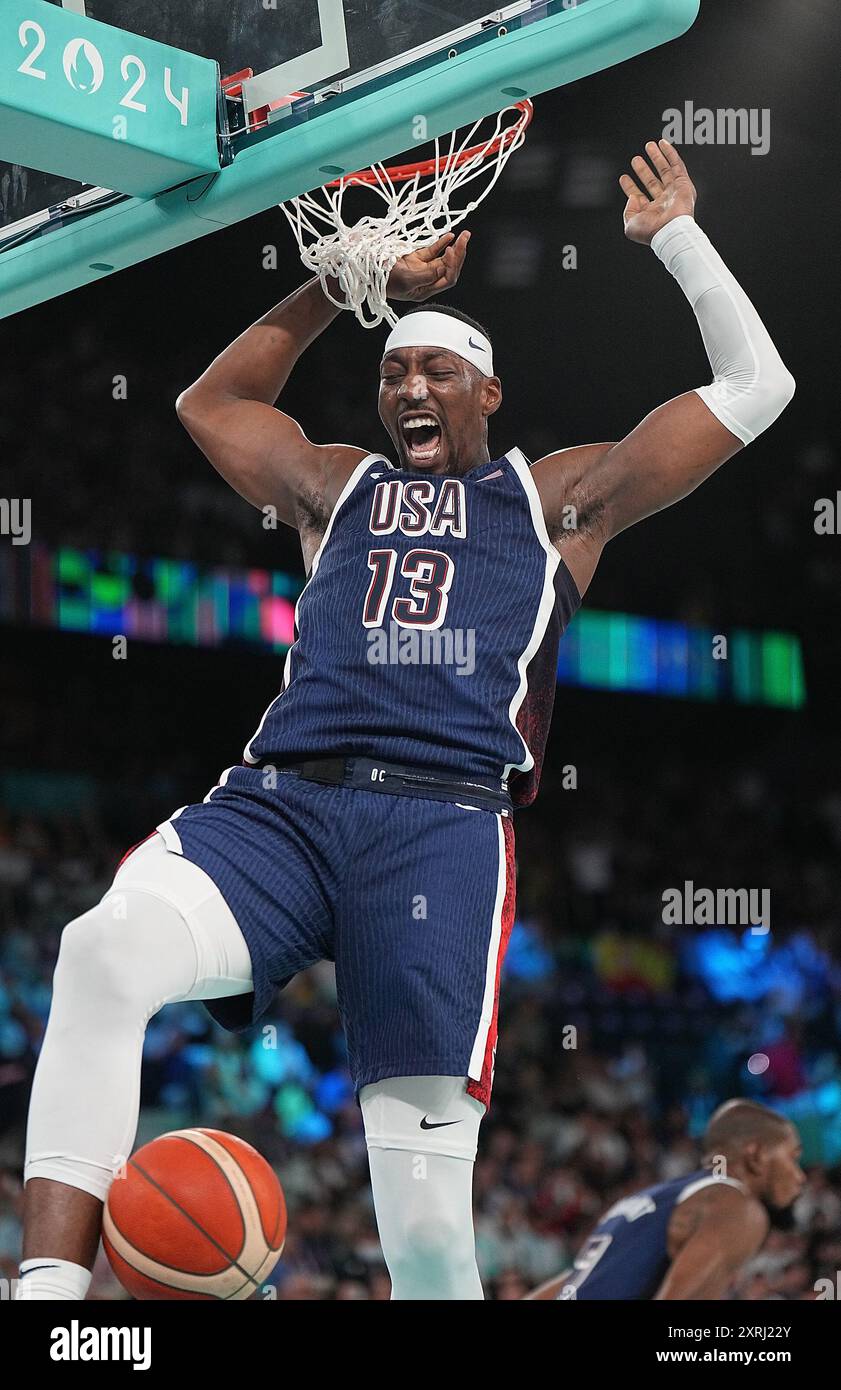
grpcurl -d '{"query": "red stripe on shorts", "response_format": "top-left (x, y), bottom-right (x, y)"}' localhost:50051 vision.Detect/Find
top-left (467, 815), bottom-right (516, 1111)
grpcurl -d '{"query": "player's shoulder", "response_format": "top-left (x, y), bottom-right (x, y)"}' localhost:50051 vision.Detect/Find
top-left (677, 1174), bottom-right (769, 1236)
top-left (323, 444), bottom-right (378, 500)
top-left (297, 446), bottom-right (388, 562)
top-left (297, 445), bottom-right (377, 531)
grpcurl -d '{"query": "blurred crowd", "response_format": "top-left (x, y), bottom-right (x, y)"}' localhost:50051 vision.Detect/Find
top-left (1, 747), bottom-right (840, 1301)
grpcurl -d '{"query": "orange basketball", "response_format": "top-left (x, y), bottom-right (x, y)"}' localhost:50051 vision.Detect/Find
top-left (103, 1128), bottom-right (286, 1300)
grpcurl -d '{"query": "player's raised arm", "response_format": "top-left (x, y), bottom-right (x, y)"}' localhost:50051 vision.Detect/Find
top-left (532, 141), bottom-right (796, 597)
top-left (175, 275), bottom-right (365, 537)
top-left (653, 1184), bottom-right (769, 1300)
top-left (175, 234), bottom-right (470, 537)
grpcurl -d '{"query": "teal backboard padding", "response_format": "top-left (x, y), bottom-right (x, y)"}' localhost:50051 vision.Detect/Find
top-left (0, 0), bottom-right (700, 319)
top-left (0, 0), bottom-right (220, 197)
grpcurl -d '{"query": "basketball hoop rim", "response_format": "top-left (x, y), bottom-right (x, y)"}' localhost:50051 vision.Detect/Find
top-left (324, 98), bottom-right (533, 189)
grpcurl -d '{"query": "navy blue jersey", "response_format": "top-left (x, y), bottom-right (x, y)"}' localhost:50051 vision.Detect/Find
top-left (245, 449), bottom-right (580, 807)
top-left (559, 1170), bottom-right (747, 1300)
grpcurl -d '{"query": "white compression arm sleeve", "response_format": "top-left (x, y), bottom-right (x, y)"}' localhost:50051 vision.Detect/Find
top-left (651, 215), bottom-right (796, 444)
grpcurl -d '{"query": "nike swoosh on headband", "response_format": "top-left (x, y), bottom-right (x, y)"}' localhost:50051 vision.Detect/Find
top-left (383, 311), bottom-right (494, 376)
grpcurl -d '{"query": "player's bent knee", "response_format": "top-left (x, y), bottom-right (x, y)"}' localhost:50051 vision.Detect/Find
top-left (54, 905), bottom-right (144, 1009)
top-left (53, 894), bottom-right (196, 1014)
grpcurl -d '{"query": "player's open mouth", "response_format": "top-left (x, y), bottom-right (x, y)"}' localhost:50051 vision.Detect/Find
top-left (399, 413), bottom-right (442, 462)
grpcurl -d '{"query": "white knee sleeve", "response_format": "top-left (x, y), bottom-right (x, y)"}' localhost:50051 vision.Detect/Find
top-left (361, 1074), bottom-right (485, 1160)
top-left (24, 835), bottom-right (252, 1201)
top-left (361, 1076), bottom-right (485, 1299)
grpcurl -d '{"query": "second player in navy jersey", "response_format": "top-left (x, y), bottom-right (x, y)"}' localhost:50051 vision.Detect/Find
top-left (18, 140), bottom-right (797, 1301)
top-left (527, 1101), bottom-right (805, 1300)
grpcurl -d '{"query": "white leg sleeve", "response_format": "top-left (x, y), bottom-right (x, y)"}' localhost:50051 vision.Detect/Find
top-left (24, 834), bottom-right (253, 1201)
top-left (361, 1076), bottom-right (485, 1300)
top-left (651, 214), bottom-right (796, 444)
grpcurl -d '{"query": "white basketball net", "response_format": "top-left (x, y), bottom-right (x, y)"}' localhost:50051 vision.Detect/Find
top-left (281, 102), bottom-right (531, 328)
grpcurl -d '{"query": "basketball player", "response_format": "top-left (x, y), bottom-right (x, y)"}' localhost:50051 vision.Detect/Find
top-left (18, 140), bottom-right (795, 1300)
top-left (525, 1100), bottom-right (805, 1300)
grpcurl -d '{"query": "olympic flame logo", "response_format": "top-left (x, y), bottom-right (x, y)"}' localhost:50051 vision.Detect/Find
top-left (62, 38), bottom-right (105, 94)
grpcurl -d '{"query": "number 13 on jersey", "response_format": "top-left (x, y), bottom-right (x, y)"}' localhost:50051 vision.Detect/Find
top-left (363, 549), bottom-right (455, 630)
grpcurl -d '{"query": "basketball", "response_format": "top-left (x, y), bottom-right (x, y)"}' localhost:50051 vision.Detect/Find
top-left (102, 1129), bottom-right (286, 1300)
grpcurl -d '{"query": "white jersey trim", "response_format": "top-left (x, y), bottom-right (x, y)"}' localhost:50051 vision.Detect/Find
top-left (243, 453), bottom-right (389, 765)
top-left (676, 1174), bottom-right (749, 1203)
top-left (203, 765), bottom-right (235, 803)
top-left (468, 813), bottom-right (507, 1083)
top-left (155, 813), bottom-right (184, 854)
top-left (502, 447), bottom-right (560, 780)
top-left (157, 766), bottom-right (236, 849)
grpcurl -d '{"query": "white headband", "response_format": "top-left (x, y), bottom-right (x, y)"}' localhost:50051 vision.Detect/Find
top-left (383, 311), bottom-right (494, 377)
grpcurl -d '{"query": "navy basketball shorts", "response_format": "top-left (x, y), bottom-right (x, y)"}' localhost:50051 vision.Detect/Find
top-left (154, 765), bottom-right (516, 1107)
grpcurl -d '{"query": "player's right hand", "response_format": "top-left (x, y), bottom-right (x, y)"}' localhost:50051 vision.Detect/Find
top-left (620, 140), bottom-right (697, 245)
top-left (386, 230), bottom-right (470, 301)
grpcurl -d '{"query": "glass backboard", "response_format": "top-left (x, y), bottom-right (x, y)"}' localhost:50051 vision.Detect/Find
top-left (1, 0), bottom-right (546, 229)
top-left (0, 0), bottom-right (701, 316)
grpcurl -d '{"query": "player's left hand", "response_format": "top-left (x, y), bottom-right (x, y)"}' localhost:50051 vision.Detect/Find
top-left (386, 230), bottom-right (470, 301)
top-left (620, 140), bottom-right (697, 246)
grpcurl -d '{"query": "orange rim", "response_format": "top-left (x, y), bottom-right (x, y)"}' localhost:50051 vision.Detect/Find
top-left (324, 99), bottom-right (533, 189)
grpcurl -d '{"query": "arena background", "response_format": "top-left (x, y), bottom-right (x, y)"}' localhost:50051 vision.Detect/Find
top-left (1, 0), bottom-right (840, 1301)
